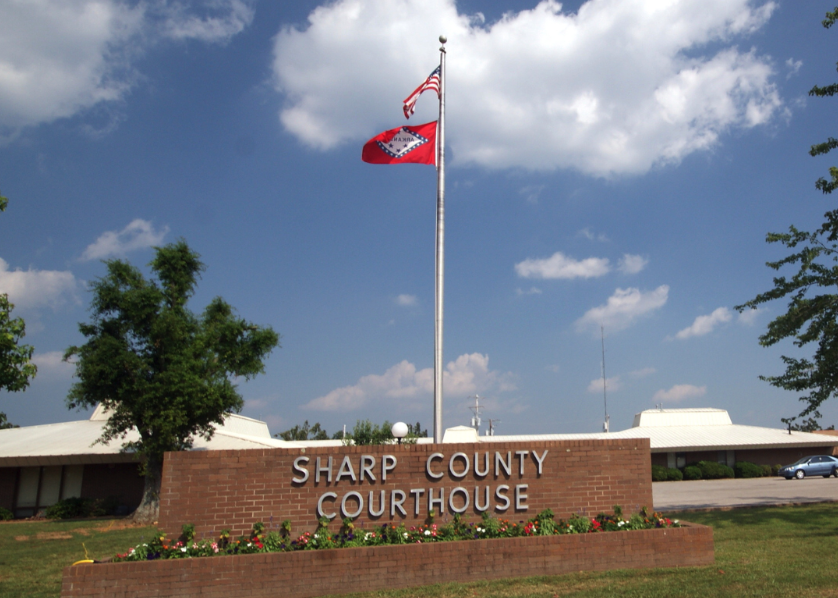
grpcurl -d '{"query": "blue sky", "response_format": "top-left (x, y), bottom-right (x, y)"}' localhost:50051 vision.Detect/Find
top-left (1, 0), bottom-right (837, 436)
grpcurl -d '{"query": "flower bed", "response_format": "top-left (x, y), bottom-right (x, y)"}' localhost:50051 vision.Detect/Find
top-left (112, 507), bottom-right (679, 562)
top-left (62, 514), bottom-right (713, 598)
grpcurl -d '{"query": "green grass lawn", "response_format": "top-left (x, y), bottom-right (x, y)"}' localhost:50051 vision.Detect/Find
top-left (3, 503), bottom-right (838, 598)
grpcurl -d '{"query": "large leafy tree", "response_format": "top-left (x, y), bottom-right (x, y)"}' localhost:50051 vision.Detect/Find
top-left (736, 8), bottom-right (838, 427)
top-left (0, 191), bottom-right (37, 428)
top-left (65, 240), bottom-right (279, 522)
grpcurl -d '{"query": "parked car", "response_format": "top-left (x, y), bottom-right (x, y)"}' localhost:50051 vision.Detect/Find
top-left (779, 455), bottom-right (838, 479)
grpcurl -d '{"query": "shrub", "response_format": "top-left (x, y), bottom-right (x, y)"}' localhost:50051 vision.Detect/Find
top-left (44, 496), bottom-right (123, 519)
top-left (651, 465), bottom-right (668, 481)
top-left (697, 461), bottom-right (735, 479)
top-left (0, 506), bottom-right (13, 520)
top-left (45, 497), bottom-right (89, 519)
top-left (683, 466), bottom-right (702, 480)
top-left (760, 464), bottom-right (772, 477)
top-left (771, 464), bottom-right (783, 476)
top-left (734, 461), bottom-right (766, 479)
top-left (666, 468), bottom-right (683, 481)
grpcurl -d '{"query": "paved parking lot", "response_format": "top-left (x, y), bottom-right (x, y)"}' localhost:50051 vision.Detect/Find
top-left (653, 476), bottom-right (838, 512)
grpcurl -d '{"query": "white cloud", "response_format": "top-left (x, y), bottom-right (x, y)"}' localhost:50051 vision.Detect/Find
top-left (618, 254), bottom-right (648, 274)
top-left (272, 0), bottom-right (781, 175)
top-left (578, 228), bottom-right (609, 242)
top-left (629, 367), bottom-right (656, 379)
top-left (587, 375), bottom-right (622, 394)
top-left (81, 219), bottom-right (168, 261)
top-left (0, 0), bottom-right (253, 137)
top-left (653, 384), bottom-right (706, 403)
top-left (303, 353), bottom-right (515, 411)
top-left (157, 0), bottom-right (254, 43)
top-left (515, 252), bottom-right (610, 279)
top-left (0, 257), bottom-right (77, 310)
top-left (674, 307), bottom-right (732, 339)
top-left (519, 184), bottom-right (545, 204)
top-left (576, 285), bottom-right (669, 334)
top-left (31, 351), bottom-right (75, 378)
top-left (785, 57), bottom-right (802, 78)
top-left (737, 307), bottom-right (762, 325)
top-left (515, 287), bottom-right (542, 296)
top-left (395, 294), bottom-right (418, 307)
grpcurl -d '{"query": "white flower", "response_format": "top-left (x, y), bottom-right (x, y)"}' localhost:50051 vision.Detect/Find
top-left (618, 521), bottom-right (625, 527)
top-left (424, 530), bottom-right (431, 536)
top-left (403, 532), bottom-right (408, 538)
top-left (180, 547), bottom-right (187, 553)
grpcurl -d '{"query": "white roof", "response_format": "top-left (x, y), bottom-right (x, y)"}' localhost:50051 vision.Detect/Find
top-left (631, 407), bottom-right (732, 428)
top-left (480, 408), bottom-right (838, 452)
top-left (0, 408), bottom-right (287, 467)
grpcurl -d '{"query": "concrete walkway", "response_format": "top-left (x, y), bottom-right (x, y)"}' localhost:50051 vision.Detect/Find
top-left (653, 476), bottom-right (838, 512)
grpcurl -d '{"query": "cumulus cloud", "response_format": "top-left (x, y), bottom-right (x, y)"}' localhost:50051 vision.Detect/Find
top-left (674, 307), bottom-right (732, 339)
top-left (576, 285), bottom-right (668, 334)
top-left (587, 375), bottom-right (622, 394)
top-left (515, 252), bottom-right (610, 279)
top-left (81, 219), bottom-right (168, 261)
top-left (272, 0), bottom-right (782, 175)
top-left (0, 258), bottom-right (77, 310)
top-left (303, 353), bottom-right (515, 411)
top-left (653, 384), bottom-right (706, 403)
top-left (618, 254), bottom-right (648, 274)
top-left (0, 0), bottom-right (254, 137)
top-left (395, 294), bottom-right (418, 307)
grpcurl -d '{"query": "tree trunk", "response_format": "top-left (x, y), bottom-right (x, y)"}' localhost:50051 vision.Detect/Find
top-left (131, 455), bottom-right (162, 524)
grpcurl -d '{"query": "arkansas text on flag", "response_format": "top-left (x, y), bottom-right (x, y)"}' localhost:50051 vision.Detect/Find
top-left (403, 67), bottom-right (440, 119)
top-left (361, 121), bottom-right (437, 165)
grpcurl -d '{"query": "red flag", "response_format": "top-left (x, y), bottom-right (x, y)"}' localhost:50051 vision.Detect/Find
top-left (362, 121), bottom-right (437, 165)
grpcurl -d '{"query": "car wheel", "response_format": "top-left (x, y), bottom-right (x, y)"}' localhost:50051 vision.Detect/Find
top-left (833, 468), bottom-right (838, 478)
top-left (823, 475), bottom-right (831, 478)
top-left (795, 469), bottom-right (805, 480)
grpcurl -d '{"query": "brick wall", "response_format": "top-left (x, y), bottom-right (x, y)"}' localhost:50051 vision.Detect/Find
top-left (158, 439), bottom-right (653, 538)
top-left (61, 523), bottom-right (713, 598)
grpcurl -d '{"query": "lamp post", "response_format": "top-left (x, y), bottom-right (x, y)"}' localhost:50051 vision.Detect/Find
top-left (391, 422), bottom-right (408, 445)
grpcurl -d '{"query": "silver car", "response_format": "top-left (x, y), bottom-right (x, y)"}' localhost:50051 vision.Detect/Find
top-left (779, 455), bottom-right (838, 479)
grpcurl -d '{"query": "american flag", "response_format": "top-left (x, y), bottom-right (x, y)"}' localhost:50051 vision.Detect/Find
top-left (403, 66), bottom-right (440, 119)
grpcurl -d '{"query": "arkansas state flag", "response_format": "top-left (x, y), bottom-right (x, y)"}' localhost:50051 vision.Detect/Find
top-left (362, 121), bottom-right (437, 165)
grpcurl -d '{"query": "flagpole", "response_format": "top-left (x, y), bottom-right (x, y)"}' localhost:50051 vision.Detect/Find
top-left (434, 35), bottom-right (446, 444)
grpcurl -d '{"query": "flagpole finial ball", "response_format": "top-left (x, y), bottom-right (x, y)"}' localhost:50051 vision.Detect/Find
top-left (439, 35), bottom-right (447, 44)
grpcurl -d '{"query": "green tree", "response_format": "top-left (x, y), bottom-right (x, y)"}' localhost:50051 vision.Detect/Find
top-left (0, 412), bottom-right (19, 429)
top-left (736, 8), bottom-right (838, 428)
top-left (64, 240), bottom-right (279, 522)
top-left (340, 419), bottom-right (425, 445)
top-left (0, 191), bottom-right (38, 428)
top-left (275, 420), bottom-right (329, 441)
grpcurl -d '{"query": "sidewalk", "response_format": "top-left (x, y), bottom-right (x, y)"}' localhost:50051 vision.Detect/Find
top-left (653, 476), bottom-right (838, 512)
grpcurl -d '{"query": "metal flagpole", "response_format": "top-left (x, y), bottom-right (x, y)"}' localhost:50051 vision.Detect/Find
top-left (433, 35), bottom-right (446, 444)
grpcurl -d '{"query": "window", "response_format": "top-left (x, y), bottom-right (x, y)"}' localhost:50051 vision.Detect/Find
top-left (13, 465), bottom-right (84, 518)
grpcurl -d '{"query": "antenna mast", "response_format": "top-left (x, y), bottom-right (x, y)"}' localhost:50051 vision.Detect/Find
top-left (601, 325), bottom-right (609, 433)
top-left (468, 394), bottom-right (483, 434)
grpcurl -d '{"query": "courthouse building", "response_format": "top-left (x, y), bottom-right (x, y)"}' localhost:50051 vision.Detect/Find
top-left (1, 406), bottom-right (836, 518)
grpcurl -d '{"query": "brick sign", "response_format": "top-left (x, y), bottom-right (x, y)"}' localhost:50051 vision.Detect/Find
top-left (158, 439), bottom-right (653, 538)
